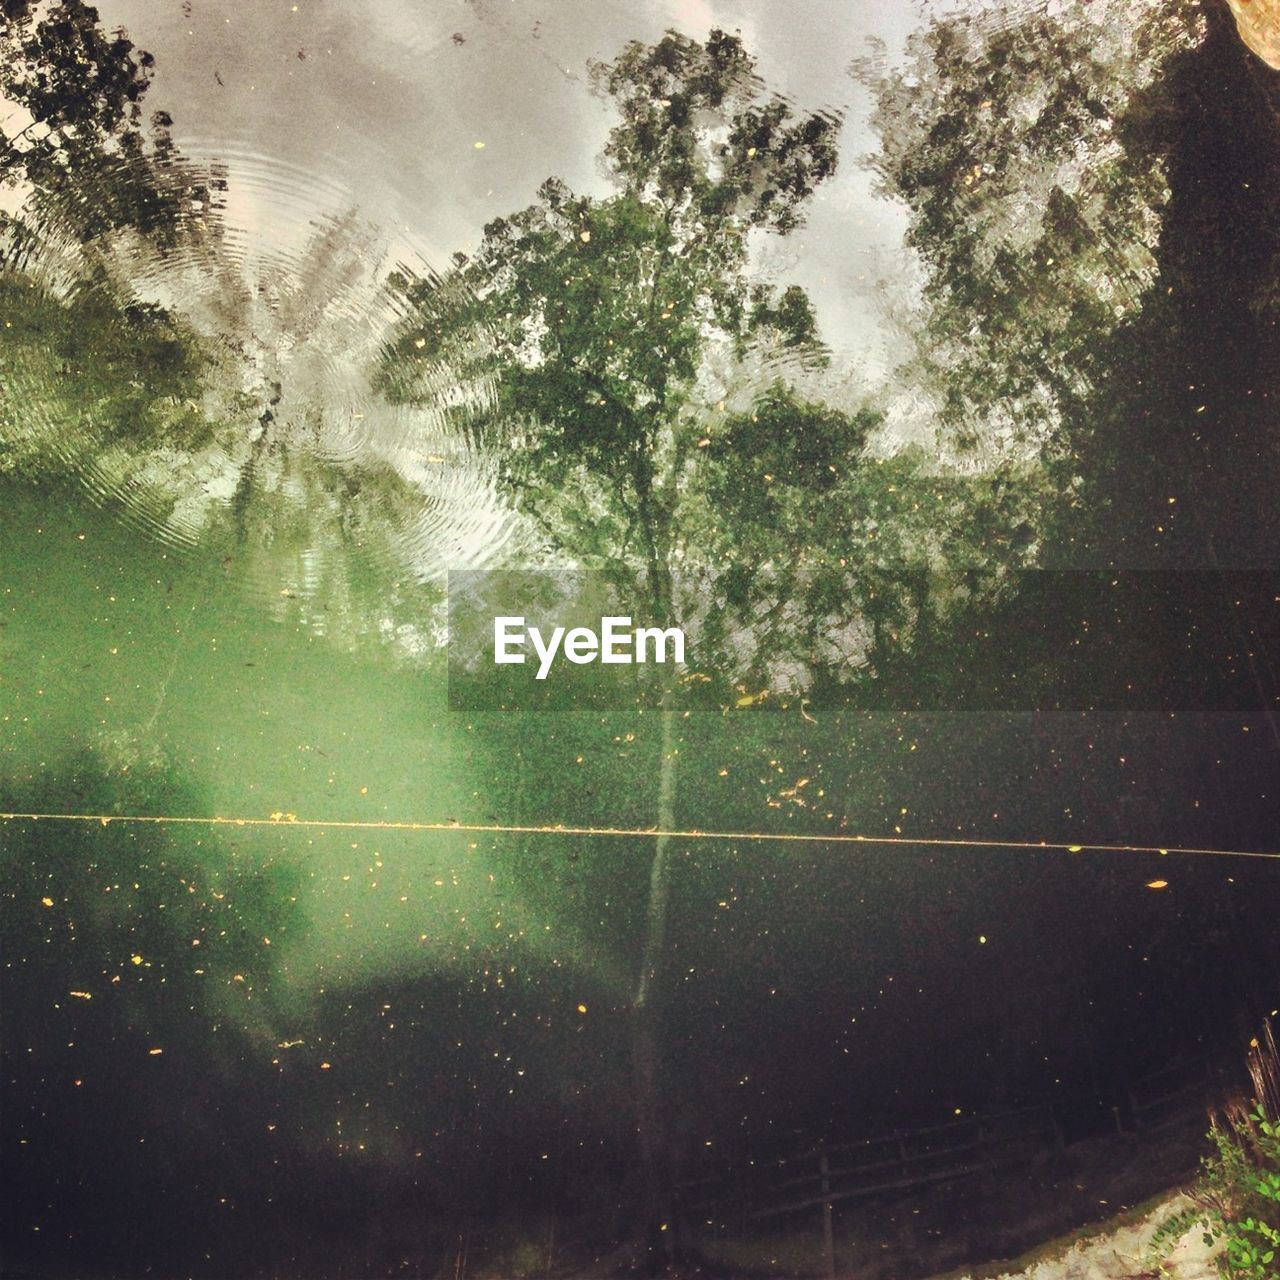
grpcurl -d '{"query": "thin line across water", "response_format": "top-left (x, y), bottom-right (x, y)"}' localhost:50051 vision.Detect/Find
top-left (1, 811), bottom-right (1276, 860)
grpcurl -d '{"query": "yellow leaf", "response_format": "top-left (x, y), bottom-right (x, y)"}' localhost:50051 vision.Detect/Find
top-left (1146, 879), bottom-right (1168, 890)
top-left (40, 896), bottom-right (53, 907)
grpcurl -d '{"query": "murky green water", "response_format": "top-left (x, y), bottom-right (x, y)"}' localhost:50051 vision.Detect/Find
top-left (3, 1), bottom-right (1279, 1276)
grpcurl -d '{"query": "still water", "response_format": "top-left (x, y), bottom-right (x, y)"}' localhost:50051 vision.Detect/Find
top-left (3, 1), bottom-right (1279, 1276)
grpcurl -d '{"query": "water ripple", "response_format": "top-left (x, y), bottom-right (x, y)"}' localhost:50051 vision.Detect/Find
top-left (1, 139), bottom-right (523, 636)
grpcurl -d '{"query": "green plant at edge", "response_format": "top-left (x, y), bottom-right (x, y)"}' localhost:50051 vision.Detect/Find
top-left (1150, 1105), bottom-right (1280, 1278)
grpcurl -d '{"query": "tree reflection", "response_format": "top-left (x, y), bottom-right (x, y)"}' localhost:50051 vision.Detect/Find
top-left (856, 0), bottom-right (1280, 569)
top-left (1, 0), bottom-right (221, 251)
top-left (381, 26), bottom-right (1051, 1263)
top-left (1, 7), bottom-right (505, 641)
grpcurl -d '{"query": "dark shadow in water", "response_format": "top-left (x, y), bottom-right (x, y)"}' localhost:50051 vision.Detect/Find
top-left (1, 749), bottom-right (307, 1278)
top-left (1063, 0), bottom-right (1280, 570)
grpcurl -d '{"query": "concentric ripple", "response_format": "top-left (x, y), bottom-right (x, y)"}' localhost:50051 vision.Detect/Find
top-left (1, 137), bottom-right (523, 652)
